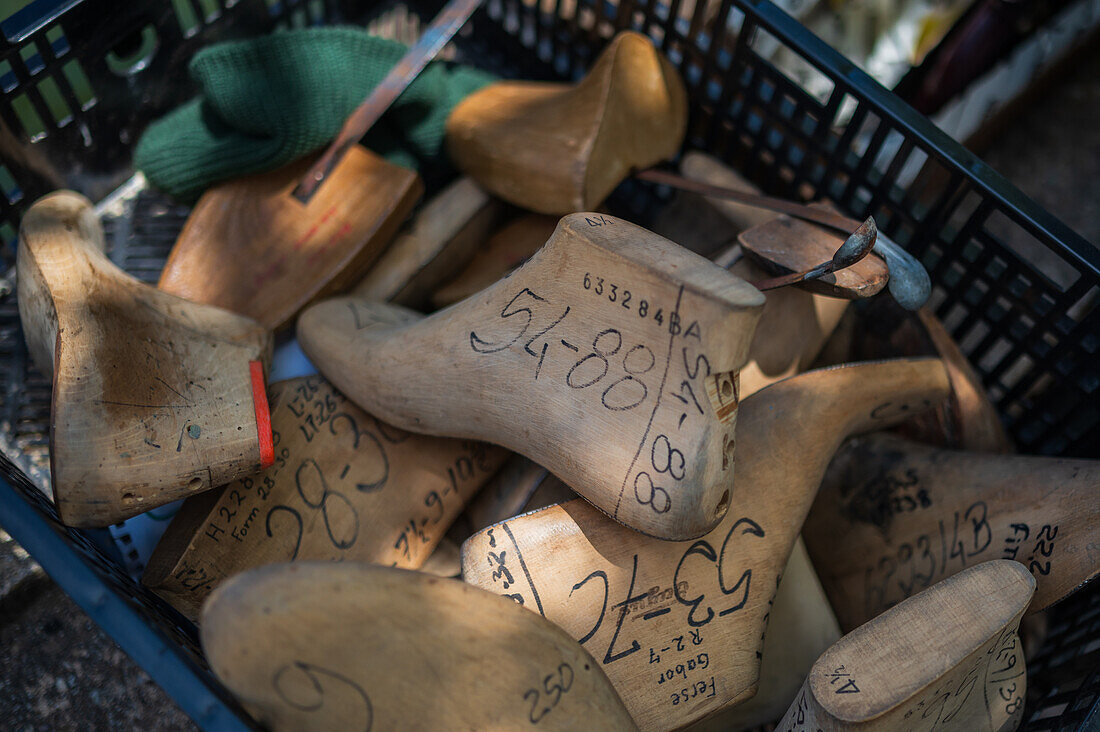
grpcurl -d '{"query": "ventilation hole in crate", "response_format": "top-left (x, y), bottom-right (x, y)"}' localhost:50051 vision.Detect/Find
top-left (576, 4), bottom-right (595, 31)
top-left (984, 209), bottom-right (1079, 292)
top-left (1036, 332), bottom-right (1058, 361)
top-left (922, 242), bottom-right (943, 272)
top-left (796, 108), bottom-right (817, 138)
top-left (941, 302), bottom-right (967, 332)
top-left (1007, 272), bottom-right (1032, 299)
top-left (290, 7), bottom-right (308, 28)
top-left (44, 24), bottom-right (67, 56)
top-left (0, 166), bottom-right (21, 205)
top-left (755, 76), bottom-right (775, 105)
top-left (977, 338), bottom-right (1015, 378)
top-left (307, 0), bottom-right (325, 23)
top-left (11, 92), bottom-right (47, 141)
top-left (1, 221), bottom-right (16, 261)
top-left (960, 239), bottom-right (982, 264)
top-left (850, 185), bottom-right (872, 212)
top-left (1067, 287), bottom-right (1098, 325)
top-left (0, 59), bottom-right (15, 93)
top-left (106, 25), bottom-right (158, 75)
top-left (944, 190), bottom-right (983, 241)
top-left (986, 296), bottom-right (1010, 325)
top-left (197, 0), bottom-right (220, 21)
top-left (36, 75), bottom-right (71, 126)
top-left (18, 43), bottom-right (44, 75)
top-left (171, 0), bottom-right (201, 36)
top-left (1007, 306), bottom-right (1036, 338)
top-left (892, 147), bottom-right (929, 199)
top-left (983, 255), bottom-right (1008, 282)
top-left (776, 92), bottom-right (796, 121)
top-left (956, 316), bottom-right (988, 352)
top-left (889, 221), bottom-right (915, 248)
top-left (1003, 347), bottom-right (1034, 394)
top-left (867, 127), bottom-right (904, 179)
top-left (747, 26), bottom-right (834, 106)
top-left (61, 59), bottom-right (95, 109)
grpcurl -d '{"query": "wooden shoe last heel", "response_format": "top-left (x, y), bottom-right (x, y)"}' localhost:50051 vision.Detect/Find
top-left (17, 191), bottom-right (272, 526)
top-left (446, 32), bottom-right (687, 214)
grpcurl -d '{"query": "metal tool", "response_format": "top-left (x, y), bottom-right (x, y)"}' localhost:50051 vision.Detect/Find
top-left (636, 167), bottom-right (931, 308)
top-left (292, 0), bottom-right (484, 203)
top-left (752, 217), bottom-right (878, 291)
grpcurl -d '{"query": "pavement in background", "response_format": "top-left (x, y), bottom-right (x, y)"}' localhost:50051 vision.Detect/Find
top-left (0, 36), bottom-right (1095, 732)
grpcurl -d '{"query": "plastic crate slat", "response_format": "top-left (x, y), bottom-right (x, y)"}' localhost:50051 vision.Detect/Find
top-left (739, 0), bottom-right (1098, 277)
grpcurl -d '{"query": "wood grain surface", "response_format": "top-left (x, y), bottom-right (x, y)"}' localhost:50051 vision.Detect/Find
top-left (143, 375), bottom-right (508, 620)
top-left (353, 176), bottom-right (500, 308)
top-left (775, 560), bottom-right (1033, 731)
top-left (805, 433), bottom-right (1099, 631)
top-left (201, 562), bottom-right (637, 730)
top-left (432, 214), bottom-right (558, 307)
top-left (689, 538), bottom-right (841, 731)
top-left (17, 191), bottom-right (272, 527)
top-left (159, 147), bottom-right (422, 329)
top-left (298, 213), bottom-right (765, 540)
top-left (460, 358), bottom-right (951, 730)
top-left (446, 32), bottom-right (687, 214)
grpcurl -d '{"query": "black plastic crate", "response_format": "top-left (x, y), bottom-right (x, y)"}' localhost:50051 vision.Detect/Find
top-left (0, 0), bottom-right (1097, 729)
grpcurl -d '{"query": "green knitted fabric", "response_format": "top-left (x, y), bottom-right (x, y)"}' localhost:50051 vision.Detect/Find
top-left (134, 27), bottom-right (496, 201)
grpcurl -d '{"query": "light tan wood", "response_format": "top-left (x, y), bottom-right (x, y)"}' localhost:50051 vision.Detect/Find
top-left (352, 176), bottom-right (500, 308)
top-left (804, 433), bottom-right (1099, 632)
top-left (844, 300), bottom-right (1012, 453)
top-left (201, 562), bottom-right (638, 730)
top-left (739, 212), bottom-right (889, 300)
top-left (730, 258), bottom-right (849, 396)
top-left (916, 309), bottom-right (1011, 452)
top-left (446, 32), bottom-right (687, 214)
top-left (158, 147), bottom-right (422, 330)
top-left (688, 538), bottom-right (840, 732)
top-left (17, 191), bottom-right (272, 527)
top-left (432, 214), bottom-right (558, 307)
top-left (143, 375), bottom-right (507, 621)
top-left (420, 537), bottom-right (462, 577)
top-left (456, 455), bottom-right (554, 537)
top-left (678, 152), bottom-right (779, 234)
top-left (461, 358), bottom-right (951, 731)
top-left (455, 455), bottom-right (578, 542)
top-left (299, 213), bottom-right (765, 540)
top-left (776, 560), bottom-right (1034, 732)
top-left (654, 186), bottom-right (850, 397)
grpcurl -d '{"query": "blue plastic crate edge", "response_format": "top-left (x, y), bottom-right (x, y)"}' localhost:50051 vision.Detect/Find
top-left (0, 472), bottom-right (258, 731)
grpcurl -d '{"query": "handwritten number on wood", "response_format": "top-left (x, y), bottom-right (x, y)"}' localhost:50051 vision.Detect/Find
top-left (329, 413), bottom-right (388, 492)
top-left (568, 570), bottom-right (609, 645)
top-left (471, 288), bottom-right (545, 354)
top-left (524, 663), bottom-right (574, 724)
top-left (604, 556), bottom-right (644, 665)
top-left (266, 505), bottom-right (303, 560)
top-left (295, 458), bottom-right (358, 550)
top-left (272, 660), bottom-right (373, 732)
top-left (674, 518), bottom-right (765, 627)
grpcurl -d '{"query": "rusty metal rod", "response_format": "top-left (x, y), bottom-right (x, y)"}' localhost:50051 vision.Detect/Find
top-left (292, 0), bottom-right (484, 203)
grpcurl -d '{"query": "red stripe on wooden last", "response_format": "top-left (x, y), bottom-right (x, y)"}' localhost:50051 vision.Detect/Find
top-left (250, 360), bottom-right (274, 469)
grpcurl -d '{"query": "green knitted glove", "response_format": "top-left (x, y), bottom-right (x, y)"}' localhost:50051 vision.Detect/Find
top-left (133, 27), bottom-right (496, 201)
